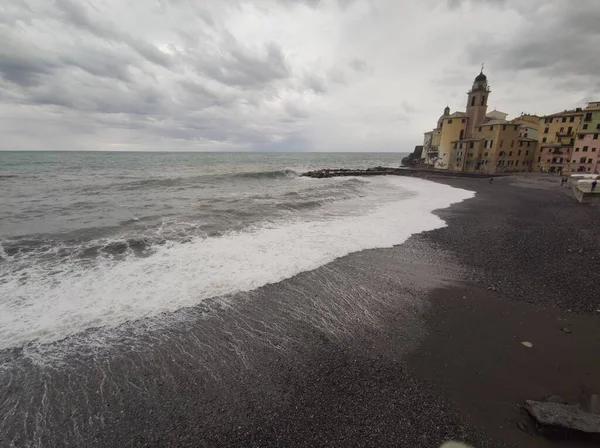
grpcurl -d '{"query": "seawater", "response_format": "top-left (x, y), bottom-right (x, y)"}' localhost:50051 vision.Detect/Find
top-left (0, 151), bottom-right (473, 352)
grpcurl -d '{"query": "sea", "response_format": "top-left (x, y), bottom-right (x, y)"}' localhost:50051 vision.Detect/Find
top-left (0, 151), bottom-right (472, 355)
top-left (1, 151), bottom-right (478, 446)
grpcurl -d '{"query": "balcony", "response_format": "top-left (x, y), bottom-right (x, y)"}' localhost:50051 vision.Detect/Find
top-left (556, 131), bottom-right (574, 137)
top-left (427, 147), bottom-right (439, 154)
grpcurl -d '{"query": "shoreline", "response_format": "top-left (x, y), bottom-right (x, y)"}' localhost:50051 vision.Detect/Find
top-left (1, 175), bottom-right (599, 447)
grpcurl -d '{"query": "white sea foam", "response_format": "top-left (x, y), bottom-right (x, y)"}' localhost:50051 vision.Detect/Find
top-left (0, 177), bottom-right (473, 350)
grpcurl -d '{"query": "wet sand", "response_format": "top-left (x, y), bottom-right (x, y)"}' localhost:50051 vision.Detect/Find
top-left (1, 175), bottom-right (599, 447)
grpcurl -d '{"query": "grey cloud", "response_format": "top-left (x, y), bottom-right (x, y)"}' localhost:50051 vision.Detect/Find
top-left (327, 67), bottom-right (346, 85)
top-left (0, 27), bottom-right (59, 86)
top-left (304, 74), bottom-right (328, 94)
top-left (466, 1), bottom-right (600, 81)
top-left (284, 101), bottom-right (309, 119)
top-left (196, 42), bottom-right (290, 88)
top-left (402, 102), bottom-right (419, 114)
top-left (55, 0), bottom-right (172, 68)
top-left (447, 0), bottom-right (507, 9)
top-left (277, 0), bottom-right (358, 8)
top-left (348, 58), bottom-right (368, 72)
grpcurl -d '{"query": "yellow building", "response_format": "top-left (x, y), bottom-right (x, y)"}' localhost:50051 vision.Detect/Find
top-left (422, 70), bottom-right (536, 174)
top-left (535, 108), bottom-right (585, 173)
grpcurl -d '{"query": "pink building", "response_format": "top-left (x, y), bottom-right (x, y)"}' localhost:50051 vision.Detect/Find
top-left (572, 102), bottom-right (600, 174)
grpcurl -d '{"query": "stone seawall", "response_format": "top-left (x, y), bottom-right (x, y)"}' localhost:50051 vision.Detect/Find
top-left (301, 167), bottom-right (501, 179)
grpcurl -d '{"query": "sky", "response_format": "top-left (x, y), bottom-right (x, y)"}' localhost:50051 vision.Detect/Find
top-left (1, 0), bottom-right (599, 152)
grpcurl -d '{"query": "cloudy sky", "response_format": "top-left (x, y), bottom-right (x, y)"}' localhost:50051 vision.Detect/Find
top-left (1, 0), bottom-right (599, 152)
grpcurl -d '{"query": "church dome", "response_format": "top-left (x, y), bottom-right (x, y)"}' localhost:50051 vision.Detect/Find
top-left (475, 72), bottom-right (487, 82)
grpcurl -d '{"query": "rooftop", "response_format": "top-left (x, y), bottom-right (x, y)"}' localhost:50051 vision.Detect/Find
top-left (545, 109), bottom-right (584, 118)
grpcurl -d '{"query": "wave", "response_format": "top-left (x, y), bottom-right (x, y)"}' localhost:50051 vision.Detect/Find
top-left (0, 177), bottom-right (474, 351)
top-left (230, 168), bottom-right (300, 180)
top-left (114, 169), bottom-right (301, 191)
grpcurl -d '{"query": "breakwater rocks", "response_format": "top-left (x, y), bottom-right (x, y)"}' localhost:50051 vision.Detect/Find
top-left (301, 167), bottom-right (500, 179)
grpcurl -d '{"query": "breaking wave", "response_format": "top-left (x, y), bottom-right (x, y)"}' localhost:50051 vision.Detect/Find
top-left (0, 177), bottom-right (474, 351)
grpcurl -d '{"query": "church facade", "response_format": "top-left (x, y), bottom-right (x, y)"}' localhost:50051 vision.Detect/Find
top-left (421, 70), bottom-right (537, 174)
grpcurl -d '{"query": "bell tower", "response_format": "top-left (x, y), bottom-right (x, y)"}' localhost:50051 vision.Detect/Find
top-left (465, 67), bottom-right (490, 137)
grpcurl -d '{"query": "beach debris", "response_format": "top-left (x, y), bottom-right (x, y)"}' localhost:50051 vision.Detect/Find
top-left (561, 327), bottom-right (572, 334)
top-left (524, 400), bottom-right (600, 434)
top-left (521, 341), bottom-right (533, 348)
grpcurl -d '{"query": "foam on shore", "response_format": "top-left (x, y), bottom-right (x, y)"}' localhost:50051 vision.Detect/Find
top-left (0, 177), bottom-right (473, 350)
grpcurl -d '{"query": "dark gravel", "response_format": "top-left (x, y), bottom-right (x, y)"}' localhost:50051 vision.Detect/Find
top-left (423, 175), bottom-right (600, 313)
top-left (3, 174), bottom-right (597, 448)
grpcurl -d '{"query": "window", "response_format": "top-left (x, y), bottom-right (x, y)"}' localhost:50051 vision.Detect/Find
top-left (597, 124), bottom-right (600, 130)
top-left (510, 140), bottom-right (514, 148)
top-left (544, 127), bottom-right (549, 133)
top-left (580, 157), bottom-right (587, 163)
top-left (542, 137), bottom-right (547, 143)
top-left (462, 119), bottom-right (466, 123)
top-left (524, 133), bottom-right (528, 138)
top-left (583, 124), bottom-right (588, 130)
top-left (537, 156), bottom-right (541, 162)
top-left (594, 134), bottom-right (599, 140)
top-left (481, 96), bottom-right (486, 106)
top-left (516, 160), bottom-right (519, 166)
top-left (503, 125), bottom-right (507, 131)
top-left (515, 125), bottom-right (519, 130)
top-left (583, 146), bottom-right (589, 152)
top-left (570, 138), bottom-right (575, 145)
top-left (509, 151), bottom-right (513, 156)
top-left (576, 147), bottom-right (580, 152)
top-left (526, 151), bottom-right (529, 155)
top-left (562, 117), bottom-right (567, 123)
top-left (578, 134), bottom-right (584, 139)
top-left (448, 119), bottom-right (453, 124)
top-left (588, 158), bottom-right (593, 164)
top-left (484, 152), bottom-right (489, 157)
top-left (519, 141), bottom-right (524, 147)
top-left (469, 141), bottom-right (474, 149)
top-left (478, 127), bottom-right (482, 132)
top-left (568, 127), bottom-right (572, 134)
top-left (454, 143), bottom-right (458, 149)
top-left (560, 127), bottom-right (564, 132)
top-left (570, 116), bottom-right (575, 123)
top-left (459, 143), bottom-right (463, 149)
top-left (471, 96), bottom-right (476, 107)
top-left (593, 148), bottom-right (597, 152)
top-left (490, 125), bottom-right (494, 130)
top-left (500, 140), bottom-right (504, 148)
top-left (518, 150), bottom-right (522, 156)
top-left (584, 112), bottom-right (592, 122)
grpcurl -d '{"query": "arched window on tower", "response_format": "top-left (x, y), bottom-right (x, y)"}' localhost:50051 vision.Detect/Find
top-left (481, 96), bottom-right (486, 106)
top-left (471, 96), bottom-right (476, 107)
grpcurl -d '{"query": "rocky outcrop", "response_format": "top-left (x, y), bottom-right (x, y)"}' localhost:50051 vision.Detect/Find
top-left (524, 400), bottom-right (600, 435)
top-left (401, 145), bottom-right (425, 168)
